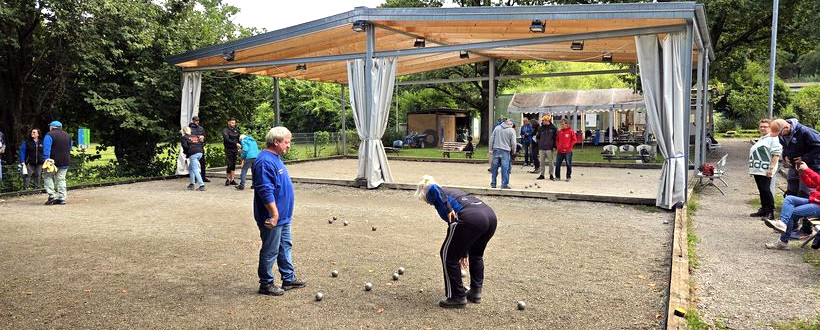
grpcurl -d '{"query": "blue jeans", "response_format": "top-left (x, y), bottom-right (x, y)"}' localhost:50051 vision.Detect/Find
top-left (188, 153), bottom-right (204, 186)
top-left (778, 195), bottom-right (820, 243)
top-left (257, 222), bottom-right (295, 284)
top-left (490, 149), bottom-right (510, 188)
top-left (239, 158), bottom-right (255, 187)
top-left (555, 152), bottom-right (573, 179)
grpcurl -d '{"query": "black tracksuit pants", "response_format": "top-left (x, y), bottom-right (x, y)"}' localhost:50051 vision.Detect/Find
top-left (440, 204), bottom-right (497, 299)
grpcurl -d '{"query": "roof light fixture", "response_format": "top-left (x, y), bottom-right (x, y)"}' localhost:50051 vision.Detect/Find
top-left (570, 41), bottom-right (584, 51)
top-left (529, 20), bottom-right (545, 33)
top-left (352, 20), bottom-right (367, 32)
top-left (602, 53), bottom-right (613, 63)
top-left (413, 38), bottom-right (426, 48)
top-left (459, 51), bottom-right (469, 59)
top-left (296, 63), bottom-right (307, 71)
top-left (221, 50), bottom-right (235, 61)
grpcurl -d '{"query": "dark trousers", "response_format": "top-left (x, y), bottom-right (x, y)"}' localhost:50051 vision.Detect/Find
top-left (753, 174), bottom-right (774, 212)
top-left (200, 152), bottom-right (207, 179)
top-left (522, 144), bottom-right (532, 165)
top-left (787, 167), bottom-right (811, 198)
top-left (555, 152), bottom-right (573, 179)
top-left (530, 143), bottom-right (540, 170)
top-left (440, 205), bottom-right (497, 299)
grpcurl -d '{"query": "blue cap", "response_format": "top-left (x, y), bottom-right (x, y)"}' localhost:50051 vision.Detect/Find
top-left (49, 121), bottom-right (62, 127)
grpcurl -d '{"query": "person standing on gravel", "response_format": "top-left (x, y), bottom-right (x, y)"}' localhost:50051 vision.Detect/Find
top-left (748, 119), bottom-right (781, 220)
top-left (181, 126), bottom-right (205, 191)
top-left (520, 118), bottom-right (534, 166)
top-left (222, 117), bottom-right (241, 186)
top-left (488, 119), bottom-right (516, 189)
top-left (253, 126), bottom-right (306, 296)
top-left (415, 175), bottom-right (497, 309)
top-left (19, 128), bottom-right (45, 190)
top-left (535, 115), bottom-right (557, 180)
top-left (189, 116), bottom-right (210, 183)
top-left (554, 118), bottom-right (577, 182)
top-left (775, 118), bottom-right (820, 198)
top-left (528, 118), bottom-right (540, 173)
top-left (42, 121), bottom-right (71, 205)
top-left (235, 134), bottom-right (259, 190)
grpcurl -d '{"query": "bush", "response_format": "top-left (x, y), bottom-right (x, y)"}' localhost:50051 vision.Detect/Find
top-left (714, 114), bottom-right (738, 133)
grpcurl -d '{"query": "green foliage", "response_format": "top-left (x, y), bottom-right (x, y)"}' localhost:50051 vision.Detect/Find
top-left (773, 314), bottom-right (820, 330)
top-left (717, 61), bottom-right (791, 127)
top-left (788, 86), bottom-right (820, 128)
top-left (501, 61), bottom-right (631, 93)
top-left (687, 194), bottom-right (700, 270)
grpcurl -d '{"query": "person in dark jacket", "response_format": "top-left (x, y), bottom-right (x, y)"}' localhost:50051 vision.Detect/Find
top-left (415, 175), bottom-right (497, 309)
top-left (42, 121), bottom-right (71, 205)
top-left (775, 118), bottom-right (820, 197)
top-left (223, 117), bottom-right (241, 186)
top-left (189, 116), bottom-right (209, 183)
top-left (19, 128), bottom-right (45, 189)
top-left (535, 115), bottom-right (558, 180)
top-left (0, 128), bottom-right (5, 182)
top-left (181, 126), bottom-right (206, 191)
top-left (529, 119), bottom-right (540, 173)
top-left (520, 118), bottom-right (534, 166)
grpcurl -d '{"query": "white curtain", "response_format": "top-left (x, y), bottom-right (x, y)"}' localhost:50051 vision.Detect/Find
top-left (347, 57), bottom-right (397, 188)
top-left (636, 33), bottom-right (688, 209)
top-left (176, 72), bottom-right (202, 175)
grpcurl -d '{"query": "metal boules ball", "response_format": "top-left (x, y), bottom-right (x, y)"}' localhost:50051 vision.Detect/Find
top-left (397, 267), bottom-right (405, 275)
top-left (365, 282), bottom-right (373, 291)
top-left (517, 301), bottom-right (526, 310)
top-left (392, 273), bottom-right (400, 281)
top-left (331, 270), bottom-right (339, 277)
top-left (315, 292), bottom-right (324, 301)
top-left (343, 221), bottom-right (349, 226)
top-left (328, 219), bottom-right (333, 224)
top-left (332, 216), bottom-right (337, 221)
top-left (460, 269), bottom-right (467, 278)
top-left (372, 226), bottom-right (377, 231)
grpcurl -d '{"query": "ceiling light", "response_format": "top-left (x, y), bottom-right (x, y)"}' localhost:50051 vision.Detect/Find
top-left (529, 20), bottom-right (545, 33)
top-left (352, 20), bottom-right (367, 33)
top-left (296, 63), bottom-right (307, 71)
top-left (459, 51), bottom-right (469, 59)
top-left (570, 41), bottom-right (584, 51)
top-left (413, 38), bottom-right (426, 48)
top-left (221, 50), bottom-right (235, 61)
top-left (602, 53), bottom-right (613, 63)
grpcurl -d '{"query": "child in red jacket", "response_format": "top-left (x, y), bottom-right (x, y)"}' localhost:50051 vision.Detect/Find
top-left (554, 118), bottom-right (577, 181)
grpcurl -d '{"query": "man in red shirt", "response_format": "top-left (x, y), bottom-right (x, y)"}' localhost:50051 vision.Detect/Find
top-left (554, 118), bottom-right (577, 181)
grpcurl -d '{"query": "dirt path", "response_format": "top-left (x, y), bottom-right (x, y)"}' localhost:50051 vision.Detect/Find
top-left (1, 179), bottom-right (673, 329)
top-left (692, 139), bottom-right (820, 328)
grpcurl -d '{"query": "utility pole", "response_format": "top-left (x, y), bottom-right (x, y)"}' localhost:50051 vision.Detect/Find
top-left (767, 0), bottom-right (779, 119)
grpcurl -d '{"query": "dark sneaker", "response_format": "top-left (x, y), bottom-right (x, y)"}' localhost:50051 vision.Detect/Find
top-left (438, 297), bottom-right (467, 309)
top-left (536, 175), bottom-right (545, 180)
top-left (812, 234), bottom-right (820, 249)
top-left (466, 289), bottom-right (482, 303)
top-left (225, 179), bottom-right (231, 186)
top-left (566, 177), bottom-right (571, 182)
top-left (258, 283), bottom-right (285, 296)
top-left (187, 184), bottom-right (195, 190)
top-left (44, 198), bottom-right (56, 205)
top-left (282, 278), bottom-right (307, 290)
top-left (749, 209), bottom-right (766, 217)
top-left (55, 199), bottom-right (66, 205)
top-left (198, 185), bottom-right (206, 191)
top-left (202, 177), bottom-right (211, 183)
top-left (528, 170), bottom-right (539, 174)
top-left (235, 185), bottom-right (245, 190)
top-left (764, 211), bottom-right (774, 220)
top-left (501, 185), bottom-right (511, 189)
top-left (549, 175), bottom-right (555, 181)
top-left (230, 180), bottom-right (238, 186)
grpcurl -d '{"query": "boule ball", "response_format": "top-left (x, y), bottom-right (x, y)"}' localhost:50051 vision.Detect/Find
top-left (419, 288), bottom-right (424, 293)
top-left (331, 270), bottom-right (339, 277)
top-left (397, 267), bottom-right (405, 275)
top-left (517, 301), bottom-right (526, 310)
top-left (332, 216), bottom-right (337, 221)
top-left (392, 273), bottom-right (400, 281)
top-left (372, 226), bottom-right (377, 231)
top-left (315, 292), bottom-right (324, 301)
top-left (629, 190), bottom-right (634, 194)
top-left (365, 282), bottom-right (373, 291)
top-left (460, 269), bottom-right (467, 278)
top-left (343, 221), bottom-right (349, 226)
top-left (328, 219), bottom-right (333, 224)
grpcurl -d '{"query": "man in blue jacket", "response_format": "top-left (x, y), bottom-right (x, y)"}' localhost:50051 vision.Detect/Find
top-left (520, 117), bottom-right (534, 166)
top-left (43, 121), bottom-right (72, 205)
top-left (776, 118), bottom-right (820, 197)
top-left (252, 126), bottom-right (306, 296)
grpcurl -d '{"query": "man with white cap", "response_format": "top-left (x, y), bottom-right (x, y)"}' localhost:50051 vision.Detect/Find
top-left (43, 121), bottom-right (72, 205)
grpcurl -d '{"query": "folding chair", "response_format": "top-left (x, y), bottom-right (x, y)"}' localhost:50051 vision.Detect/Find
top-left (695, 154), bottom-right (728, 195)
top-left (799, 218), bottom-right (820, 248)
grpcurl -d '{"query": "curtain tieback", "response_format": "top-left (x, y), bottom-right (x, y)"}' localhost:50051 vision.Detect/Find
top-left (664, 153), bottom-right (685, 162)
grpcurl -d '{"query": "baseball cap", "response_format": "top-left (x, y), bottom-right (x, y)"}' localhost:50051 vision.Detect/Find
top-left (49, 121), bottom-right (63, 127)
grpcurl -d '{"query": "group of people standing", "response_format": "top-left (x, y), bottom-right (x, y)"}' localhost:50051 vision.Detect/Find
top-left (179, 116), bottom-right (259, 191)
top-left (4, 122), bottom-right (73, 205)
top-left (748, 118), bottom-right (820, 250)
top-left (489, 114), bottom-right (577, 188)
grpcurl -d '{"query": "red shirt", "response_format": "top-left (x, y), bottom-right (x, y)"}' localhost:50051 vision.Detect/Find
top-left (556, 127), bottom-right (577, 153)
top-left (799, 167), bottom-right (820, 204)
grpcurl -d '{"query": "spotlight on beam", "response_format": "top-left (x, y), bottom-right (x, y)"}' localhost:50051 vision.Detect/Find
top-left (602, 53), bottom-right (613, 63)
top-left (221, 50), bottom-right (235, 61)
top-left (352, 20), bottom-right (367, 32)
top-left (529, 20), bottom-right (545, 33)
top-left (413, 38), bottom-right (426, 48)
top-left (296, 63), bottom-right (307, 71)
top-left (570, 41), bottom-right (584, 51)
top-left (459, 51), bottom-right (469, 59)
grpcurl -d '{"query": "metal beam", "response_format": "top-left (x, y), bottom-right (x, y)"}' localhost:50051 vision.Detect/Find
top-left (489, 59), bottom-right (496, 146)
top-left (274, 77), bottom-right (281, 126)
top-left (683, 23), bottom-right (694, 199)
top-left (181, 53), bottom-right (365, 72)
top-left (374, 24), bottom-right (687, 58)
top-left (372, 22), bottom-right (495, 60)
top-left (396, 68), bottom-right (631, 86)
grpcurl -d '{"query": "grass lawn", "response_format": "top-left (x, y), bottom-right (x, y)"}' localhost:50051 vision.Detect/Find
top-left (390, 144), bottom-right (661, 163)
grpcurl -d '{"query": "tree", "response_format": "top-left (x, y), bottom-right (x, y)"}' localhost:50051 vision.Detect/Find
top-left (789, 86), bottom-right (820, 128)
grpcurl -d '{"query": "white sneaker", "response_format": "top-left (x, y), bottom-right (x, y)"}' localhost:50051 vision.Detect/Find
top-left (764, 219), bottom-right (788, 233)
top-left (764, 240), bottom-right (789, 250)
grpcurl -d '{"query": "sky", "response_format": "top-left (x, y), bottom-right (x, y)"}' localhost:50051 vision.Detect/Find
top-left (224, 0), bottom-right (391, 32)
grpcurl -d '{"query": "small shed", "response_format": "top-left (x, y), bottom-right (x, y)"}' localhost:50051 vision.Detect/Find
top-left (407, 108), bottom-right (470, 147)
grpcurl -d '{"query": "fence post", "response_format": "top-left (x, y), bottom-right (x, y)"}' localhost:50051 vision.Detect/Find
top-left (313, 132), bottom-right (318, 158)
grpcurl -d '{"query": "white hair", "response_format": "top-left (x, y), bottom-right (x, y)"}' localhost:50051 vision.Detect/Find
top-left (266, 126), bottom-right (291, 146)
top-left (181, 126), bottom-right (191, 135)
top-left (414, 175), bottom-right (437, 203)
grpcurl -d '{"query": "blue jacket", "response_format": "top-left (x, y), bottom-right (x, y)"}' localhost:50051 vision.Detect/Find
top-left (780, 118), bottom-right (820, 169)
top-left (240, 136), bottom-right (260, 160)
top-left (252, 150), bottom-right (294, 227)
top-left (520, 124), bottom-right (534, 146)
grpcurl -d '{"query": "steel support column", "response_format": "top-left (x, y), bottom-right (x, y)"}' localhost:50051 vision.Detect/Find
top-left (340, 84), bottom-right (346, 156)
top-left (488, 59), bottom-right (496, 146)
top-left (274, 77), bottom-right (281, 127)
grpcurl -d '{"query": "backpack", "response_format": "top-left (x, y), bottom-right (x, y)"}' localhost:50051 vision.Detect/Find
top-left (699, 163), bottom-right (715, 176)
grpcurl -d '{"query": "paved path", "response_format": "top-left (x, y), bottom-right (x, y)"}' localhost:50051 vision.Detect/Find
top-left (693, 139), bottom-right (819, 328)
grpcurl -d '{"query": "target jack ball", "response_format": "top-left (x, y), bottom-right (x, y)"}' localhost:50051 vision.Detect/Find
top-left (331, 270), bottom-right (339, 277)
top-left (365, 283), bottom-right (373, 291)
top-left (397, 267), bottom-right (405, 275)
top-left (517, 301), bottom-right (526, 310)
top-left (392, 273), bottom-right (400, 281)
top-left (315, 292), bottom-right (324, 301)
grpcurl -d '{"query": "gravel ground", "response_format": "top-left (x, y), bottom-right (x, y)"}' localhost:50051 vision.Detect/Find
top-left (692, 139), bottom-right (820, 328)
top-left (287, 158), bottom-right (661, 199)
top-left (1, 178), bottom-right (673, 329)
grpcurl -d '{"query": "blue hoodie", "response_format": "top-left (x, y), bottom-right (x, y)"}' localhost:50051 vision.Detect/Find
top-left (780, 118), bottom-right (820, 169)
top-left (240, 136), bottom-right (260, 160)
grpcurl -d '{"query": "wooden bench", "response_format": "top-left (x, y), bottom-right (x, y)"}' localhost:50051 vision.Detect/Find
top-left (440, 141), bottom-right (473, 158)
top-left (383, 147), bottom-right (400, 155)
top-left (601, 144), bottom-right (654, 163)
